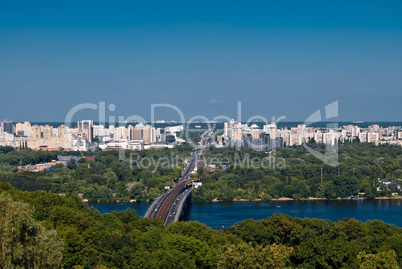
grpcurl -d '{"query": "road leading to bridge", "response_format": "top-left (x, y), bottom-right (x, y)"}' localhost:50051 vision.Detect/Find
top-left (145, 127), bottom-right (214, 224)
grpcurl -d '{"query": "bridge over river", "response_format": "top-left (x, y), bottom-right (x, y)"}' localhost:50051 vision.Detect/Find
top-left (144, 128), bottom-right (213, 225)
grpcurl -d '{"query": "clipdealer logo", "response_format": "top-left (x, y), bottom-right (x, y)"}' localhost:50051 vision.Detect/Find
top-left (63, 100), bottom-right (340, 167)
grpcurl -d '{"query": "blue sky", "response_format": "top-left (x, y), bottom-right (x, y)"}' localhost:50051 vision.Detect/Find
top-left (0, 1), bottom-right (401, 122)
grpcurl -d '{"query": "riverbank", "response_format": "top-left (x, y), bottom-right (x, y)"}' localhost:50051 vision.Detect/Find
top-left (82, 199), bottom-right (137, 203)
top-left (375, 196), bottom-right (402, 199)
top-left (82, 195), bottom-right (402, 203)
top-left (210, 196), bottom-right (402, 203)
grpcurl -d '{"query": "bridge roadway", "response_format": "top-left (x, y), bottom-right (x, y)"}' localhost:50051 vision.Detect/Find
top-left (165, 185), bottom-right (193, 225)
top-left (155, 178), bottom-right (193, 223)
top-left (145, 128), bottom-right (213, 224)
top-left (144, 143), bottom-right (202, 219)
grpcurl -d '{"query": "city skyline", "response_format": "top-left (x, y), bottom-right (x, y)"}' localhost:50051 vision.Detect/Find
top-left (1, 1), bottom-right (402, 122)
top-left (1, 118), bottom-right (401, 150)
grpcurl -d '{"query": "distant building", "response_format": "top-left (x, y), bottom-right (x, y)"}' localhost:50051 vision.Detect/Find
top-left (157, 128), bottom-right (166, 142)
top-left (165, 134), bottom-right (176, 144)
top-left (377, 178), bottom-right (402, 192)
top-left (114, 126), bottom-right (129, 140)
top-left (367, 132), bottom-right (379, 144)
top-left (243, 132), bottom-right (283, 152)
top-left (263, 122), bottom-right (277, 139)
top-left (77, 120), bottom-right (94, 143)
top-left (15, 121), bottom-right (31, 137)
top-left (1, 121), bottom-right (15, 134)
top-left (271, 137), bottom-right (284, 151)
top-left (193, 182), bottom-right (203, 188)
top-left (358, 132), bottom-right (368, 143)
top-left (42, 125), bottom-right (53, 139)
top-left (130, 123), bottom-right (155, 144)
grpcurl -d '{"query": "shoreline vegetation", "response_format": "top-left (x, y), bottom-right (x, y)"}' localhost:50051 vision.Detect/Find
top-left (83, 195), bottom-right (402, 204)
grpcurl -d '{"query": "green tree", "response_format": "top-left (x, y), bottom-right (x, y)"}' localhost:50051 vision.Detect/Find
top-left (357, 250), bottom-right (399, 269)
top-left (0, 194), bottom-right (64, 268)
top-left (67, 158), bottom-right (77, 170)
top-left (218, 242), bottom-right (292, 269)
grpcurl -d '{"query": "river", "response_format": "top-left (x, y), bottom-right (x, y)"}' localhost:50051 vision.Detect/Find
top-left (89, 199), bottom-right (402, 229)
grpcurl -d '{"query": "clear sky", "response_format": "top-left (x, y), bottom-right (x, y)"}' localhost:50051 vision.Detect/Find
top-left (1, 1), bottom-right (401, 122)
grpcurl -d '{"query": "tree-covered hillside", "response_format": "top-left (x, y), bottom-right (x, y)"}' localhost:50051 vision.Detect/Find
top-left (0, 183), bottom-right (401, 268)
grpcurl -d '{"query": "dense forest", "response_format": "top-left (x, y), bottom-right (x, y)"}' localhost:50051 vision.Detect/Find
top-left (193, 142), bottom-right (402, 202)
top-left (0, 184), bottom-right (401, 268)
top-left (1, 142), bottom-right (402, 204)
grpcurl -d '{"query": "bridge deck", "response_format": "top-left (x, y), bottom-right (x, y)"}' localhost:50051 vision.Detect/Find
top-left (144, 191), bottom-right (169, 218)
top-left (155, 178), bottom-right (193, 223)
top-left (169, 187), bottom-right (193, 224)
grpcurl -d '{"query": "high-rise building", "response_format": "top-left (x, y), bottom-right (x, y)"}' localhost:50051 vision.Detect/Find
top-left (367, 132), bottom-right (379, 144)
top-left (58, 125), bottom-right (68, 137)
top-left (114, 126), bottom-right (129, 140)
top-left (243, 132), bottom-right (282, 152)
top-left (78, 120), bottom-right (93, 143)
top-left (1, 121), bottom-right (15, 134)
top-left (250, 124), bottom-right (260, 139)
top-left (31, 125), bottom-right (41, 138)
top-left (244, 134), bottom-right (265, 151)
top-left (261, 133), bottom-right (271, 151)
top-left (157, 128), bottom-right (166, 142)
top-left (263, 122), bottom-right (277, 139)
top-left (42, 125), bottom-right (53, 139)
top-left (224, 119), bottom-right (235, 141)
top-left (93, 124), bottom-right (111, 137)
top-left (271, 137), bottom-right (284, 151)
top-left (129, 123), bottom-right (155, 144)
top-left (358, 132), bottom-right (368, 143)
top-left (15, 122), bottom-right (32, 136)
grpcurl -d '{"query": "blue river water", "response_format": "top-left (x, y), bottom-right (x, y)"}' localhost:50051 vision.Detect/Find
top-left (89, 199), bottom-right (402, 229)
